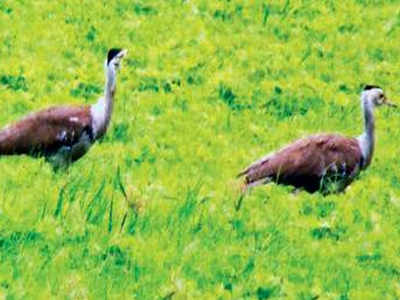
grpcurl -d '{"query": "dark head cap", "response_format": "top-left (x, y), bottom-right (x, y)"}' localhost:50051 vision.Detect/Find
top-left (363, 84), bottom-right (381, 91)
top-left (107, 48), bottom-right (122, 65)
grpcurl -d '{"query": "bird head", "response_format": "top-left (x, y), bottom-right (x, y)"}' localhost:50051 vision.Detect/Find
top-left (106, 48), bottom-right (128, 71)
top-left (362, 85), bottom-right (397, 108)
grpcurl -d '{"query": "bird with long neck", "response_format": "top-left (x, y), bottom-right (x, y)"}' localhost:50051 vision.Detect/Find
top-left (0, 48), bottom-right (127, 170)
top-left (91, 48), bottom-right (127, 139)
top-left (238, 85), bottom-right (396, 197)
top-left (356, 85), bottom-right (396, 168)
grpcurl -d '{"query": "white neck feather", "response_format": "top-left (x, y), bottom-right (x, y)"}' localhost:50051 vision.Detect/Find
top-left (357, 96), bottom-right (375, 168)
top-left (90, 62), bottom-right (117, 139)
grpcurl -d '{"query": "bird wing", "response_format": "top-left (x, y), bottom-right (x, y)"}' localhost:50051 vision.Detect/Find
top-left (239, 134), bottom-right (363, 188)
top-left (0, 105), bottom-right (92, 156)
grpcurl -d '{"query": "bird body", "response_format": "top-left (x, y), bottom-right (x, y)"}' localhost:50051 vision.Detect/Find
top-left (239, 134), bottom-right (363, 193)
top-left (0, 48), bottom-right (127, 169)
top-left (0, 105), bottom-right (93, 167)
top-left (238, 86), bottom-right (396, 193)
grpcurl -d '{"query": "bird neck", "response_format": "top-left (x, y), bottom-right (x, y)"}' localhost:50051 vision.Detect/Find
top-left (90, 64), bottom-right (117, 139)
top-left (105, 66), bottom-right (116, 100)
top-left (357, 100), bottom-right (375, 168)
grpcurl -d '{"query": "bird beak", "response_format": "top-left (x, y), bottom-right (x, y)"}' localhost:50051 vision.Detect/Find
top-left (384, 98), bottom-right (397, 108)
top-left (119, 49), bottom-right (128, 58)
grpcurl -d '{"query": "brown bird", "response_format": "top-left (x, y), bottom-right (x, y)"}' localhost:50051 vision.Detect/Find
top-left (0, 48), bottom-right (127, 170)
top-left (238, 85), bottom-right (396, 194)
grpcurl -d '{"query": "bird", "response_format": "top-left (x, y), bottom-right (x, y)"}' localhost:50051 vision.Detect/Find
top-left (0, 48), bottom-right (127, 170)
top-left (238, 85), bottom-right (397, 195)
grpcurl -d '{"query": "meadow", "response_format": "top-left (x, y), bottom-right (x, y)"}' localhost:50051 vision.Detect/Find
top-left (0, 0), bottom-right (400, 298)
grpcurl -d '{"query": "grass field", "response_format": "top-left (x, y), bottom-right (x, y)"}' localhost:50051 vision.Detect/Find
top-left (1, 0), bottom-right (400, 298)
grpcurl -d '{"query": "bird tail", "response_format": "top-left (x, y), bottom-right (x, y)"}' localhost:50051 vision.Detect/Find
top-left (234, 172), bottom-right (270, 211)
top-left (237, 154), bottom-right (274, 190)
top-left (0, 128), bottom-right (10, 155)
top-left (237, 167), bottom-right (250, 178)
top-left (0, 126), bottom-right (21, 155)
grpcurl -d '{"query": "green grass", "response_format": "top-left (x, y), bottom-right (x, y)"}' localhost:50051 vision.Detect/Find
top-left (1, 0), bottom-right (400, 298)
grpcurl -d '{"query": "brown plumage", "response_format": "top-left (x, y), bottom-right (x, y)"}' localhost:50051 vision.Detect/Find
top-left (238, 86), bottom-right (396, 194)
top-left (0, 106), bottom-right (92, 159)
top-left (238, 134), bottom-right (363, 193)
top-left (0, 48), bottom-right (127, 169)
